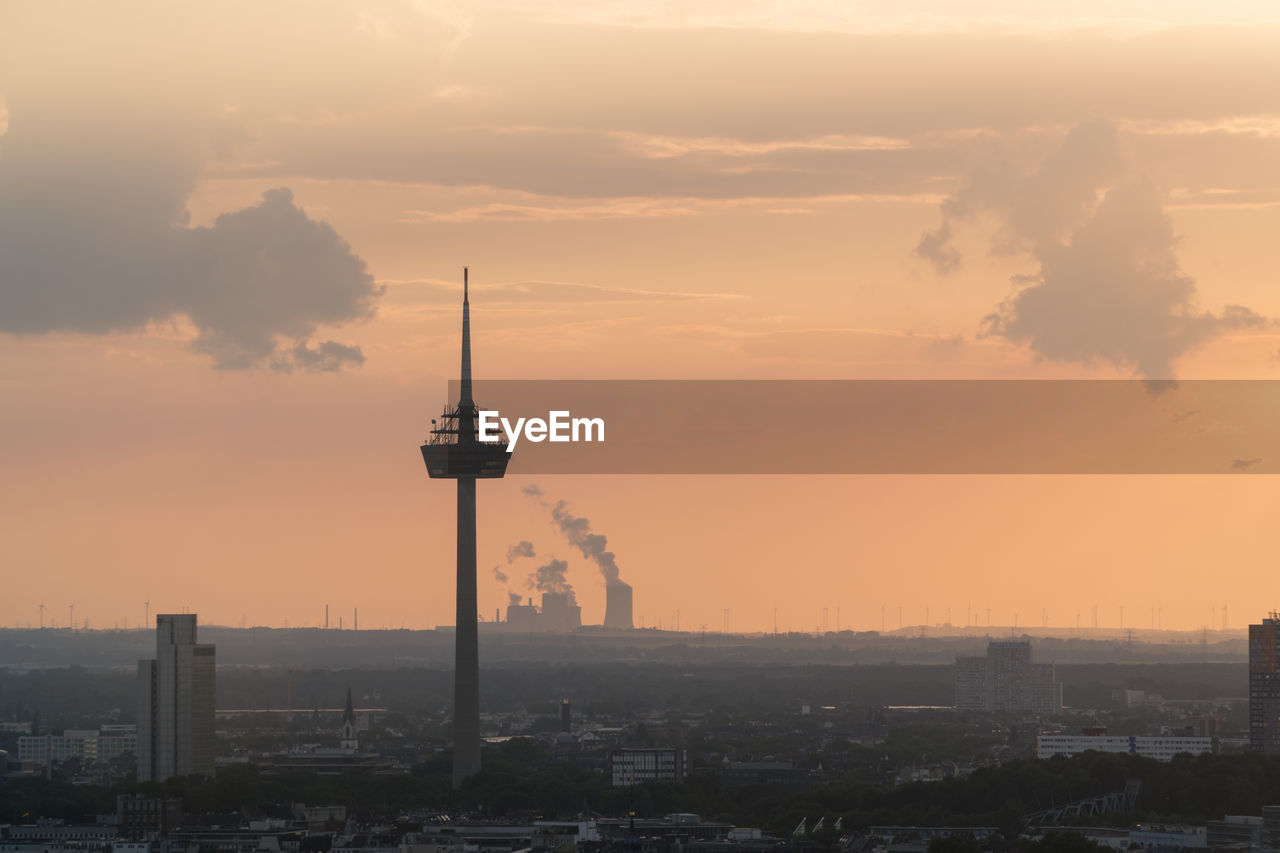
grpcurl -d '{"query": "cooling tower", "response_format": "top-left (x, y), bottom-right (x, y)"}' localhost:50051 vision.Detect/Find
top-left (603, 581), bottom-right (634, 629)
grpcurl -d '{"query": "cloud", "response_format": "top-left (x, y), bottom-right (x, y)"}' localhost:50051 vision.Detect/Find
top-left (278, 340), bottom-right (366, 373)
top-left (1232, 457), bottom-right (1262, 470)
top-left (0, 106), bottom-right (381, 370)
top-left (919, 119), bottom-right (1269, 378)
top-left (385, 278), bottom-right (743, 305)
top-left (914, 220), bottom-right (959, 274)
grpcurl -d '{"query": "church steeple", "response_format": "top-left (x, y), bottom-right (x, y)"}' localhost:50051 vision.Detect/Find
top-left (341, 687), bottom-right (358, 751)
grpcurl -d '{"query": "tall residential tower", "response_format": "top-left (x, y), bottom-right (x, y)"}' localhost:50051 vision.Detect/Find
top-left (421, 269), bottom-right (510, 786)
top-left (137, 614), bottom-right (216, 782)
top-left (1250, 615), bottom-right (1280, 753)
top-left (954, 639), bottom-right (1061, 714)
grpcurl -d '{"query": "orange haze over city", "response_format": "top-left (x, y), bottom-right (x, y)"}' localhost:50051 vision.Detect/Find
top-left (4, 2), bottom-right (1280, 634)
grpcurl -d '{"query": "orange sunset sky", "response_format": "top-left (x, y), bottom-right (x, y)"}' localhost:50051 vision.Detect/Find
top-left (4, 1), bottom-right (1280, 635)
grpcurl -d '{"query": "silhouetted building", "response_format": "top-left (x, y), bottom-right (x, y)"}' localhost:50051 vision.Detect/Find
top-left (1250, 615), bottom-right (1280, 753)
top-left (507, 597), bottom-right (539, 630)
top-left (604, 581), bottom-right (633, 630)
top-left (560, 698), bottom-right (571, 733)
top-left (541, 591), bottom-right (582, 632)
top-left (608, 746), bottom-right (688, 786)
top-left (340, 687), bottom-right (359, 752)
top-left (117, 794), bottom-right (183, 839)
top-left (955, 640), bottom-right (1060, 713)
top-left (502, 594), bottom-right (582, 632)
top-left (137, 614), bottom-right (216, 782)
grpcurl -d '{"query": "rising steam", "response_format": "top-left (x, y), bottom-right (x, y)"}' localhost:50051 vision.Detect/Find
top-left (528, 557), bottom-right (575, 601)
top-left (523, 484), bottom-right (626, 588)
top-left (492, 539), bottom-right (537, 587)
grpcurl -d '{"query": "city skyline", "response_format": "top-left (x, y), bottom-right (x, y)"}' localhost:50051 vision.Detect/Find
top-left (6, 2), bottom-right (1280, 634)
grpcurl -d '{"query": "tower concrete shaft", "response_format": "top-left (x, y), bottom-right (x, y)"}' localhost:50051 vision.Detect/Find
top-left (454, 476), bottom-right (479, 785)
top-left (423, 268), bottom-right (508, 788)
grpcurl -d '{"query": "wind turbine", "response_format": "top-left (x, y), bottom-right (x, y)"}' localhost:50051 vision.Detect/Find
top-left (38, 602), bottom-right (45, 629)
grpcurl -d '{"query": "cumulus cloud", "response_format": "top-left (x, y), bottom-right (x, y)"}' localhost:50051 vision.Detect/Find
top-left (0, 110), bottom-right (380, 371)
top-left (919, 119), bottom-right (1268, 378)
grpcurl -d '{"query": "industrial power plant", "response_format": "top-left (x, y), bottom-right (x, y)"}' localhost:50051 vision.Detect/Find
top-left (486, 486), bottom-right (637, 633)
top-left (497, 580), bottom-right (634, 633)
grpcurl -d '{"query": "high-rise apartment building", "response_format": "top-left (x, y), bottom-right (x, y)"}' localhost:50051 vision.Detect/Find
top-left (137, 614), bottom-right (216, 782)
top-left (1249, 615), bottom-right (1280, 753)
top-left (955, 639), bottom-right (1061, 713)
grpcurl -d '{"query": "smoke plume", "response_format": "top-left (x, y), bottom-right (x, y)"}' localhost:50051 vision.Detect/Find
top-left (492, 539), bottom-right (537, 585)
top-left (507, 540), bottom-right (536, 561)
top-left (529, 558), bottom-right (575, 600)
top-left (522, 484), bottom-right (625, 588)
top-left (551, 501), bottom-right (623, 586)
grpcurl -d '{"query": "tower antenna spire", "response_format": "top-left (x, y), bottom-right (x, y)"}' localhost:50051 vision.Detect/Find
top-left (460, 267), bottom-right (473, 410)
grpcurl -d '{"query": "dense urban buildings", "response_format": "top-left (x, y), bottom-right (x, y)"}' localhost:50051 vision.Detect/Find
top-left (955, 640), bottom-right (1062, 713)
top-left (136, 614), bottom-right (216, 782)
top-left (1250, 615), bottom-right (1280, 753)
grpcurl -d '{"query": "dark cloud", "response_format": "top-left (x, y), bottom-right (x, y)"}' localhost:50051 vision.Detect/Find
top-left (0, 111), bottom-right (380, 371)
top-left (1232, 457), bottom-right (1262, 470)
top-left (920, 120), bottom-right (1269, 378)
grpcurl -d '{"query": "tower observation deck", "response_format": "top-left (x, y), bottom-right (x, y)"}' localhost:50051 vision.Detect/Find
top-left (420, 268), bottom-right (508, 787)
